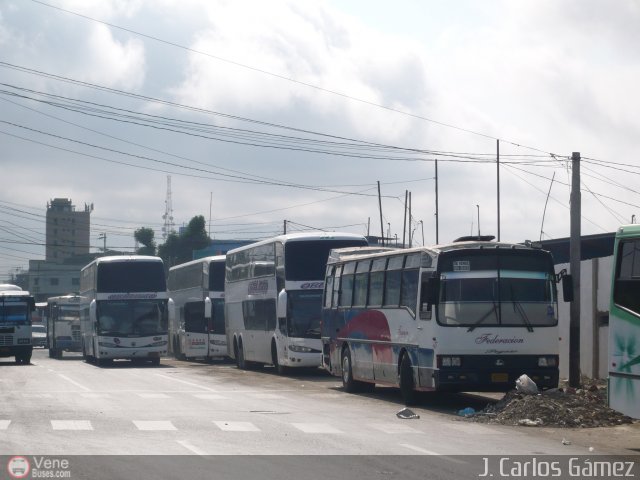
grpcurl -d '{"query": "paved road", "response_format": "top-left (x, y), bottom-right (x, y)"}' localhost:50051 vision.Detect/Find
top-left (0, 349), bottom-right (637, 478)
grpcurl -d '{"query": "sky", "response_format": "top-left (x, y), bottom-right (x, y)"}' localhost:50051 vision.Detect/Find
top-left (1, 0), bottom-right (639, 279)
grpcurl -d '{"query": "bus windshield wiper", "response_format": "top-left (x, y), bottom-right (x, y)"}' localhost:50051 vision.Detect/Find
top-left (467, 299), bottom-right (499, 332)
top-left (511, 284), bottom-right (534, 332)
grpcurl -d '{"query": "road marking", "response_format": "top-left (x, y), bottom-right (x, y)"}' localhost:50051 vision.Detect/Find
top-left (155, 374), bottom-right (218, 392)
top-left (400, 444), bottom-right (467, 464)
top-left (133, 420), bottom-right (177, 431)
top-left (0, 420), bottom-right (11, 430)
top-left (249, 393), bottom-right (285, 399)
top-left (291, 423), bottom-right (343, 434)
top-left (370, 423), bottom-right (424, 434)
top-left (51, 420), bottom-right (93, 431)
top-left (177, 440), bottom-right (208, 455)
top-left (57, 374), bottom-right (92, 392)
top-left (213, 421), bottom-right (261, 432)
top-left (193, 394), bottom-right (228, 400)
top-left (81, 393), bottom-right (110, 399)
top-left (137, 393), bottom-right (171, 399)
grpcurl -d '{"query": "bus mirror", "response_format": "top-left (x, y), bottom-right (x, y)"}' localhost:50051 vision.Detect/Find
top-left (562, 275), bottom-right (574, 302)
top-left (277, 290), bottom-right (288, 319)
top-left (204, 297), bottom-right (212, 319)
top-left (89, 299), bottom-right (97, 323)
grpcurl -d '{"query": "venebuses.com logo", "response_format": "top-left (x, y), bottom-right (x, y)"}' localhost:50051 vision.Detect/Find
top-left (7, 456), bottom-right (30, 479)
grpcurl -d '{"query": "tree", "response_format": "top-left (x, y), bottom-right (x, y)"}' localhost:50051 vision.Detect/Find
top-left (134, 227), bottom-right (156, 256)
top-left (155, 215), bottom-right (211, 268)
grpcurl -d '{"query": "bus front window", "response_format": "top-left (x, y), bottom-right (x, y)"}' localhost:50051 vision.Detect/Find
top-left (287, 291), bottom-right (322, 339)
top-left (0, 303), bottom-right (30, 325)
top-left (97, 300), bottom-right (168, 337)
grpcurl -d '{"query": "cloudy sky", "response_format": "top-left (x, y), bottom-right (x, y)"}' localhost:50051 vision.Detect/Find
top-left (1, 0), bottom-right (639, 279)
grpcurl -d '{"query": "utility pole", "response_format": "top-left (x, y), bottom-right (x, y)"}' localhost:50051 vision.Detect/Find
top-left (476, 204), bottom-right (481, 237)
top-left (402, 190), bottom-right (408, 248)
top-left (435, 160), bottom-right (439, 244)
top-left (497, 139), bottom-right (501, 242)
top-left (97, 233), bottom-right (106, 253)
top-left (409, 191), bottom-right (412, 247)
top-left (208, 192), bottom-right (213, 239)
top-left (569, 152), bottom-right (582, 388)
top-left (283, 219), bottom-right (287, 235)
top-left (377, 181), bottom-right (384, 246)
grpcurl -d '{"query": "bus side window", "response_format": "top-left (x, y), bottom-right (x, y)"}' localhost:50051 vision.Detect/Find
top-left (419, 272), bottom-right (439, 320)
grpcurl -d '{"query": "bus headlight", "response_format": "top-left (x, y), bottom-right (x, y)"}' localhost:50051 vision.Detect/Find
top-left (98, 341), bottom-right (118, 348)
top-left (288, 345), bottom-right (316, 353)
top-left (152, 341), bottom-right (168, 347)
top-left (439, 355), bottom-right (461, 367)
top-left (538, 356), bottom-right (557, 367)
top-left (211, 339), bottom-right (227, 346)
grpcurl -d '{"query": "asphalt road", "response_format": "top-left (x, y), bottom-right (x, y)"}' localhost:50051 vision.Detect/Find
top-left (0, 348), bottom-right (637, 479)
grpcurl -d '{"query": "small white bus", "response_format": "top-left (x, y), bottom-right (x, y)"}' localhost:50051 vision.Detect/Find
top-left (46, 294), bottom-right (82, 358)
top-left (225, 232), bottom-right (368, 373)
top-left (168, 255), bottom-right (227, 361)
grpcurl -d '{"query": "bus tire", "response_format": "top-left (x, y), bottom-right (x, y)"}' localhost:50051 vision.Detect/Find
top-left (48, 348), bottom-right (55, 358)
top-left (272, 341), bottom-right (287, 375)
top-left (341, 347), bottom-right (364, 393)
top-left (150, 357), bottom-right (161, 366)
top-left (237, 340), bottom-right (247, 370)
top-left (399, 353), bottom-right (417, 405)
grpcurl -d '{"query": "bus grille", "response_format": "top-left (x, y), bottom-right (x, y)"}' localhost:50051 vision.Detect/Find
top-left (72, 329), bottom-right (81, 342)
top-left (0, 335), bottom-right (13, 346)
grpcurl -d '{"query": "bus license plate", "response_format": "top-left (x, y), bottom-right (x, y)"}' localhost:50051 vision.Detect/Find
top-left (491, 373), bottom-right (508, 383)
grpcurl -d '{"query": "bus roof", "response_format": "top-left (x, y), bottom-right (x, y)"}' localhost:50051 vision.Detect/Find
top-left (616, 224), bottom-right (640, 239)
top-left (227, 232), bottom-right (367, 256)
top-left (81, 255), bottom-right (164, 272)
top-left (46, 294), bottom-right (82, 304)
top-left (0, 284), bottom-right (22, 292)
top-left (168, 255), bottom-right (225, 273)
top-left (327, 240), bottom-right (551, 265)
top-left (0, 290), bottom-right (33, 299)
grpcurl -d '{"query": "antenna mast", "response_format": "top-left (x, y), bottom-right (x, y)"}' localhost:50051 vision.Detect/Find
top-left (162, 175), bottom-right (174, 241)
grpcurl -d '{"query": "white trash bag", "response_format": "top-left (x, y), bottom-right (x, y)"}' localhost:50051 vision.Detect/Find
top-left (515, 374), bottom-right (539, 395)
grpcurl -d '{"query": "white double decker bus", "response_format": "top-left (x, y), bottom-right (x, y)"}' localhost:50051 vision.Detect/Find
top-left (225, 232), bottom-right (368, 373)
top-left (47, 294), bottom-right (82, 359)
top-left (168, 255), bottom-right (227, 361)
top-left (322, 237), bottom-right (569, 403)
top-left (0, 284), bottom-right (35, 364)
top-left (80, 256), bottom-right (171, 366)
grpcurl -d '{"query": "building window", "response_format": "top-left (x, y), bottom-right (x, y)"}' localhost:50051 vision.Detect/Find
top-left (50, 278), bottom-right (59, 286)
top-left (33, 278), bottom-right (39, 286)
top-left (72, 278), bottom-right (80, 286)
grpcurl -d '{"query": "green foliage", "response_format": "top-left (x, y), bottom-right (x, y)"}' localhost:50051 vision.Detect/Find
top-left (154, 215), bottom-right (210, 268)
top-left (134, 227), bottom-right (156, 256)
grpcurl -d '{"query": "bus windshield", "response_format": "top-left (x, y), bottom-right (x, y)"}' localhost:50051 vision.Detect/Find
top-left (287, 290), bottom-right (322, 339)
top-left (97, 300), bottom-right (168, 337)
top-left (58, 306), bottom-right (80, 322)
top-left (0, 301), bottom-right (30, 326)
top-left (285, 239), bottom-right (368, 281)
top-left (97, 262), bottom-right (166, 293)
top-left (437, 251), bottom-right (557, 328)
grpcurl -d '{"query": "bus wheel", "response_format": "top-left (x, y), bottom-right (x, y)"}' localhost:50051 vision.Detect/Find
top-left (237, 341), bottom-right (247, 370)
top-left (399, 353), bottom-right (417, 405)
top-left (341, 347), bottom-right (361, 393)
top-left (272, 341), bottom-right (287, 375)
top-left (150, 357), bottom-right (161, 366)
top-left (48, 348), bottom-right (55, 358)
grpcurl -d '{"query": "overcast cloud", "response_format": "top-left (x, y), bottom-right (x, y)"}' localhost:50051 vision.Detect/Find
top-left (1, 0), bottom-right (639, 278)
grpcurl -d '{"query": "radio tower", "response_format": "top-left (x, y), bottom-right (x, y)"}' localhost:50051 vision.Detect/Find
top-left (162, 175), bottom-right (174, 241)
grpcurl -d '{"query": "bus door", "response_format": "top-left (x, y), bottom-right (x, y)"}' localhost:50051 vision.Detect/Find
top-left (182, 301), bottom-right (208, 358)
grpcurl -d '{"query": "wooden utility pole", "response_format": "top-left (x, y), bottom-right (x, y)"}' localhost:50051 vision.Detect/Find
top-left (569, 152), bottom-right (582, 388)
top-left (377, 181), bottom-right (384, 246)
